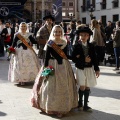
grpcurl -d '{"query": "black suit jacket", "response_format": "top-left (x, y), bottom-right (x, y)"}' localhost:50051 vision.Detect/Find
top-left (72, 41), bottom-right (99, 71)
top-left (1, 27), bottom-right (15, 45)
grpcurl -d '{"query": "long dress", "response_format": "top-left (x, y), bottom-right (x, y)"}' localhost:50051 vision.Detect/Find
top-left (31, 40), bottom-right (78, 116)
top-left (8, 32), bottom-right (40, 83)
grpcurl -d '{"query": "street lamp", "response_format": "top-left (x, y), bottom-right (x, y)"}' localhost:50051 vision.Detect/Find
top-left (88, 4), bottom-right (95, 20)
top-left (68, 13), bottom-right (75, 21)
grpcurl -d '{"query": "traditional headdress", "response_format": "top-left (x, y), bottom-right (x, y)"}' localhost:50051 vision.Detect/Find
top-left (44, 25), bottom-right (67, 51)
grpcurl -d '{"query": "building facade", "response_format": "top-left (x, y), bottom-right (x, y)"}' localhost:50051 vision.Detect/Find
top-left (62, 0), bottom-right (79, 22)
top-left (79, 0), bottom-right (120, 26)
top-left (24, 0), bottom-right (79, 22)
top-left (23, 0), bottom-right (80, 22)
top-left (24, 0), bottom-right (52, 22)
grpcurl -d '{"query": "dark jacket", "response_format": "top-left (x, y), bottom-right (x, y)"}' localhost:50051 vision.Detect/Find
top-left (112, 28), bottom-right (120, 48)
top-left (105, 26), bottom-right (114, 40)
top-left (1, 27), bottom-right (15, 45)
top-left (72, 41), bottom-right (99, 71)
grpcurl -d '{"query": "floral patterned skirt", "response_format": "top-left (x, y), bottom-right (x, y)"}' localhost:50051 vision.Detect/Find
top-left (8, 47), bottom-right (40, 83)
top-left (31, 59), bottom-right (78, 116)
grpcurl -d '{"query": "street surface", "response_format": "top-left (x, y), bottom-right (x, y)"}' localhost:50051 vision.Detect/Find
top-left (0, 53), bottom-right (120, 120)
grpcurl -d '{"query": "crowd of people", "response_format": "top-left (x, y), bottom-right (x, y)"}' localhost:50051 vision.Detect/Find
top-left (0, 14), bottom-right (120, 118)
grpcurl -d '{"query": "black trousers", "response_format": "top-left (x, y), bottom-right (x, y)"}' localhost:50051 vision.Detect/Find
top-left (0, 37), bottom-right (4, 56)
top-left (95, 46), bottom-right (105, 63)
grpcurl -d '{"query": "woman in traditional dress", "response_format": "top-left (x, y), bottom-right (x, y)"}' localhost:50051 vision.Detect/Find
top-left (8, 22), bottom-right (40, 85)
top-left (31, 25), bottom-right (78, 118)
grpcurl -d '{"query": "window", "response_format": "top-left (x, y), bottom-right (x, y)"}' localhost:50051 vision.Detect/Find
top-left (92, 0), bottom-right (95, 8)
top-left (113, 14), bottom-right (119, 22)
top-left (82, 17), bottom-right (86, 24)
top-left (81, 6), bottom-right (86, 12)
top-left (69, 2), bottom-right (73, 6)
top-left (112, 0), bottom-right (119, 8)
top-left (101, 15), bottom-right (106, 27)
top-left (81, 0), bottom-right (87, 12)
top-left (100, 0), bottom-right (106, 9)
top-left (62, 2), bottom-right (65, 6)
top-left (87, 0), bottom-right (90, 10)
top-left (83, 0), bottom-right (86, 5)
top-left (68, 13), bottom-right (74, 16)
top-left (62, 12), bottom-right (66, 16)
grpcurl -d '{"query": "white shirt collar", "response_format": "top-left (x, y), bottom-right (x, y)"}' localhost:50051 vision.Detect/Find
top-left (82, 42), bottom-right (87, 46)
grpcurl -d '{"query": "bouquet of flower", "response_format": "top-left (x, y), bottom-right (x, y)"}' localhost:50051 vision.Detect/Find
top-left (6, 46), bottom-right (15, 54)
top-left (41, 66), bottom-right (55, 77)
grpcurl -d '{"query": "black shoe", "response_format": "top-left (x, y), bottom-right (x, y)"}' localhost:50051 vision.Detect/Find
top-left (78, 104), bottom-right (83, 111)
top-left (113, 68), bottom-right (119, 71)
top-left (7, 57), bottom-right (10, 61)
top-left (116, 71), bottom-right (120, 74)
top-left (78, 106), bottom-right (83, 111)
top-left (83, 106), bottom-right (92, 112)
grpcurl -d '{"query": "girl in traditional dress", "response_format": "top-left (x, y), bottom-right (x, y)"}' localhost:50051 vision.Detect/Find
top-left (31, 25), bottom-right (78, 118)
top-left (72, 26), bottom-right (100, 112)
top-left (8, 22), bottom-right (40, 85)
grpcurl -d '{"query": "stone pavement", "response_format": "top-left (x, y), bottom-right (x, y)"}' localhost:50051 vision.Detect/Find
top-left (0, 55), bottom-right (120, 120)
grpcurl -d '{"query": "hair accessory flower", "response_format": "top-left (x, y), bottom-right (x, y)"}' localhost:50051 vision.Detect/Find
top-left (41, 66), bottom-right (55, 77)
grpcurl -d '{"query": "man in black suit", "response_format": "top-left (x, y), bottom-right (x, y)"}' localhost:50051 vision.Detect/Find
top-left (1, 21), bottom-right (15, 60)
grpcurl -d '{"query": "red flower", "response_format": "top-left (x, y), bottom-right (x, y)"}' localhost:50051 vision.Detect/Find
top-left (9, 47), bottom-right (15, 52)
top-left (47, 66), bottom-right (54, 69)
top-left (42, 66), bottom-right (55, 76)
top-left (7, 46), bottom-right (15, 53)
